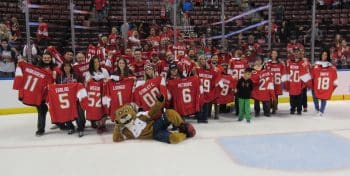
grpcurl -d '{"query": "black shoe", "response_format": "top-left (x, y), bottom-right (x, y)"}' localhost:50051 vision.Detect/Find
top-left (246, 119), bottom-right (251, 123)
top-left (290, 111), bottom-right (295, 115)
top-left (237, 118), bottom-right (243, 122)
top-left (35, 130), bottom-right (45, 136)
top-left (255, 113), bottom-right (260, 117)
top-left (78, 131), bottom-right (84, 137)
top-left (68, 129), bottom-right (75, 135)
top-left (197, 120), bottom-right (208, 123)
top-left (214, 116), bottom-right (219, 120)
top-left (264, 113), bottom-right (271, 117)
top-left (271, 110), bottom-right (276, 114)
top-left (91, 122), bottom-right (98, 129)
top-left (297, 111), bottom-right (302, 115)
top-left (97, 126), bottom-right (107, 134)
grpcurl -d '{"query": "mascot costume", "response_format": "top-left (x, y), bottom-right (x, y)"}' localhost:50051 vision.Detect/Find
top-left (113, 95), bottom-right (196, 144)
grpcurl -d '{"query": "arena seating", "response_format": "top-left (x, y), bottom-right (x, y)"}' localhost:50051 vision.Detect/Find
top-left (1, 0), bottom-right (349, 59)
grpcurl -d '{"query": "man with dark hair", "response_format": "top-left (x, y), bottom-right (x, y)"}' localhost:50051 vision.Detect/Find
top-left (0, 39), bottom-right (16, 77)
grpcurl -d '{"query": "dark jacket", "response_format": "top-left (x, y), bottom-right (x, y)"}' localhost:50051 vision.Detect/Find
top-left (236, 77), bottom-right (253, 99)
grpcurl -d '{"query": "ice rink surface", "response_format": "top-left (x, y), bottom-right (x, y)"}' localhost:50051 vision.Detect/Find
top-left (1, 101), bottom-right (350, 176)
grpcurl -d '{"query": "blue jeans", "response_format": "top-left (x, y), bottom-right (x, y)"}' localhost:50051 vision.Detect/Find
top-left (153, 114), bottom-right (170, 143)
top-left (312, 90), bottom-right (327, 113)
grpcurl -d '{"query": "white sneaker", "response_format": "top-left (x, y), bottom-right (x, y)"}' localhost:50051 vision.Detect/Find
top-left (314, 110), bottom-right (320, 116)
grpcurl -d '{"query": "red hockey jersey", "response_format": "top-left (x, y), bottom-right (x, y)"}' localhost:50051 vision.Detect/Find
top-left (265, 61), bottom-right (287, 95)
top-left (214, 74), bottom-right (237, 104)
top-left (196, 66), bottom-right (221, 103)
top-left (167, 76), bottom-right (200, 116)
top-left (228, 58), bottom-right (249, 79)
top-left (286, 60), bottom-right (311, 95)
top-left (13, 62), bottom-right (53, 106)
top-left (47, 83), bottom-right (88, 123)
top-left (86, 80), bottom-right (105, 121)
top-left (133, 76), bottom-right (167, 111)
top-left (311, 65), bottom-right (338, 100)
top-left (251, 69), bottom-right (275, 101)
top-left (103, 78), bottom-right (135, 121)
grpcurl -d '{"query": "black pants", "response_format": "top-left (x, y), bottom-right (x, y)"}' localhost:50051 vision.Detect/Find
top-left (271, 95), bottom-right (279, 112)
top-left (290, 94), bottom-right (303, 113)
top-left (254, 100), bottom-right (271, 116)
top-left (301, 88), bottom-right (308, 109)
top-left (36, 102), bottom-right (48, 132)
top-left (76, 101), bottom-right (86, 132)
top-left (196, 103), bottom-right (209, 122)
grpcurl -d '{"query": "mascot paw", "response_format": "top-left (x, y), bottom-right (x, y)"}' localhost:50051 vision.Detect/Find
top-left (169, 132), bottom-right (186, 144)
top-left (156, 94), bottom-right (164, 102)
top-left (179, 123), bottom-right (196, 138)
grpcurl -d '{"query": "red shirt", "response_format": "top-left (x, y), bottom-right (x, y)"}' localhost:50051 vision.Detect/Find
top-left (86, 80), bottom-right (105, 121)
top-left (133, 76), bottom-right (167, 111)
top-left (167, 76), bottom-right (200, 116)
top-left (107, 33), bottom-right (119, 51)
top-left (130, 60), bottom-right (146, 80)
top-left (103, 78), bottom-right (135, 121)
top-left (214, 74), bottom-right (237, 104)
top-left (13, 62), bottom-right (54, 106)
top-left (73, 62), bottom-right (89, 82)
top-left (311, 65), bottom-right (338, 100)
top-left (47, 83), bottom-right (88, 123)
top-left (37, 22), bottom-right (48, 40)
top-left (95, 0), bottom-right (106, 10)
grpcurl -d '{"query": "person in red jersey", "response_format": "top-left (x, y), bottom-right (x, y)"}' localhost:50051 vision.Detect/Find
top-left (133, 63), bottom-right (167, 113)
top-left (107, 27), bottom-right (120, 51)
top-left (251, 58), bottom-right (275, 117)
top-left (214, 62), bottom-right (238, 118)
top-left (286, 47), bottom-right (311, 115)
top-left (73, 52), bottom-right (89, 83)
top-left (286, 35), bottom-right (304, 61)
top-left (13, 53), bottom-right (57, 136)
top-left (311, 50), bottom-right (338, 117)
top-left (228, 52), bottom-right (249, 116)
top-left (36, 16), bottom-right (49, 47)
top-left (241, 35), bottom-right (263, 64)
top-left (54, 61), bottom-right (87, 137)
top-left (147, 27), bottom-right (161, 49)
top-left (167, 64), bottom-right (201, 117)
top-left (130, 49), bottom-right (146, 80)
top-left (265, 49), bottom-right (287, 114)
top-left (195, 55), bottom-right (220, 123)
top-left (208, 54), bottom-right (224, 119)
top-left (85, 56), bottom-right (109, 133)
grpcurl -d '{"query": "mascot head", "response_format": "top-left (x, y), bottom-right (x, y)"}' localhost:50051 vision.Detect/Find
top-left (114, 104), bottom-right (137, 125)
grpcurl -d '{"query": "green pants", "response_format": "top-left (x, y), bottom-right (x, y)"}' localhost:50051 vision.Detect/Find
top-left (239, 98), bottom-right (251, 120)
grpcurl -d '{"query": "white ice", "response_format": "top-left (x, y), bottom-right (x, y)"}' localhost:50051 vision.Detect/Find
top-left (1, 101), bottom-right (350, 176)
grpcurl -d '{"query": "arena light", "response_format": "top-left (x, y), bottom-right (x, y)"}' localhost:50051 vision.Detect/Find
top-left (28, 4), bottom-right (51, 9)
top-left (208, 20), bottom-right (268, 40)
top-left (73, 9), bottom-right (94, 15)
top-left (211, 5), bottom-right (269, 26)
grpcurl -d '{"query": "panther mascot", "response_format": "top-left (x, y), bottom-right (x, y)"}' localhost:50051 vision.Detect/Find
top-left (112, 95), bottom-right (196, 144)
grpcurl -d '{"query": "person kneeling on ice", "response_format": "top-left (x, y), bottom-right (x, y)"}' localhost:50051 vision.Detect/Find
top-left (112, 95), bottom-right (196, 144)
